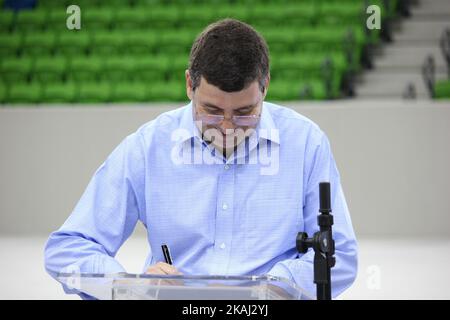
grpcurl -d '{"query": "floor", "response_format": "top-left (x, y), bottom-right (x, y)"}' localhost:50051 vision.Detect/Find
top-left (0, 236), bottom-right (449, 300)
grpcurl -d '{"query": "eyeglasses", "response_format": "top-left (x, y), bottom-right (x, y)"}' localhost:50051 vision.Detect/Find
top-left (194, 100), bottom-right (262, 127)
top-left (196, 113), bottom-right (260, 127)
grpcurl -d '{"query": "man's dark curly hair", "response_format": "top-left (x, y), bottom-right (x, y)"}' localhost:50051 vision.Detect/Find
top-left (188, 18), bottom-right (270, 93)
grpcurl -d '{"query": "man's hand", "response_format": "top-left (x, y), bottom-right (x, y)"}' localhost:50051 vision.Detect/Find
top-left (144, 262), bottom-right (184, 286)
top-left (145, 262), bottom-right (182, 275)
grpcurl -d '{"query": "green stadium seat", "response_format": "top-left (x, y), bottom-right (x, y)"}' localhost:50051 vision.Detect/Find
top-left (166, 55), bottom-right (189, 81)
top-left (0, 0), bottom-right (378, 103)
top-left (148, 81), bottom-right (186, 101)
top-left (434, 80), bottom-right (450, 99)
top-left (114, 9), bottom-right (149, 30)
top-left (260, 25), bottom-right (365, 58)
top-left (15, 9), bottom-right (48, 32)
top-left (111, 82), bottom-right (150, 102)
top-left (7, 82), bottom-right (43, 104)
top-left (134, 0), bottom-right (193, 5)
top-left (78, 82), bottom-right (112, 103)
top-left (0, 83), bottom-right (6, 104)
top-left (90, 31), bottom-right (124, 55)
top-left (251, 4), bottom-right (315, 28)
top-left (0, 34), bottom-right (22, 57)
top-left (134, 0), bottom-right (197, 5)
top-left (267, 80), bottom-right (327, 101)
top-left (32, 56), bottom-right (68, 83)
top-left (271, 55), bottom-right (326, 81)
top-left (259, 29), bottom-right (297, 53)
top-left (0, 57), bottom-right (33, 83)
top-left (101, 56), bottom-right (136, 82)
top-left (0, 10), bottom-right (15, 33)
top-left (21, 32), bottom-right (56, 57)
top-left (267, 80), bottom-right (302, 101)
top-left (47, 10), bottom-right (72, 31)
top-left (73, 0), bottom-right (125, 7)
top-left (41, 0), bottom-right (129, 8)
top-left (157, 30), bottom-right (195, 56)
top-left (42, 82), bottom-right (77, 103)
top-left (148, 6), bottom-right (182, 29)
top-left (297, 28), bottom-right (342, 52)
top-left (271, 54), bottom-right (341, 98)
top-left (132, 55), bottom-right (168, 82)
top-left (67, 56), bottom-right (104, 82)
top-left (318, 2), bottom-right (365, 25)
top-left (312, 51), bottom-right (349, 74)
top-left (37, 0), bottom-right (71, 8)
top-left (293, 27), bottom-right (364, 71)
top-left (283, 3), bottom-right (317, 26)
top-left (181, 6), bottom-right (216, 29)
top-left (82, 8), bottom-right (114, 30)
top-left (121, 31), bottom-right (159, 55)
top-left (55, 31), bottom-right (91, 56)
top-left (213, 5), bottom-right (250, 24)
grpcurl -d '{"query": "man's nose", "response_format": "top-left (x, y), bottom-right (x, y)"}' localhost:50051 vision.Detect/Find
top-left (219, 118), bottom-right (236, 134)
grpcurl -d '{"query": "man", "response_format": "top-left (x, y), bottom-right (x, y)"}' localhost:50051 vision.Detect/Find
top-left (45, 19), bottom-right (357, 299)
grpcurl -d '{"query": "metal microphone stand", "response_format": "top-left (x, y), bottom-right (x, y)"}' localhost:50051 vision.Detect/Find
top-left (296, 182), bottom-right (336, 300)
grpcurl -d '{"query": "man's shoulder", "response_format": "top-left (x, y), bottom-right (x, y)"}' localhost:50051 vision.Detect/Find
top-left (134, 104), bottom-right (189, 139)
top-left (264, 101), bottom-right (325, 142)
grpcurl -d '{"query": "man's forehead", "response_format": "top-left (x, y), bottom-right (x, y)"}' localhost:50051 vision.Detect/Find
top-left (197, 78), bottom-right (261, 110)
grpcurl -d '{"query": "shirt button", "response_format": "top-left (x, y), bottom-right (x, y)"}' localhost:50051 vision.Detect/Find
top-left (222, 203), bottom-right (228, 210)
top-left (224, 165), bottom-right (230, 170)
top-left (219, 243), bottom-right (226, 249)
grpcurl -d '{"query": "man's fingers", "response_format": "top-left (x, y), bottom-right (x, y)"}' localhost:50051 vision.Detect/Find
top-left (145, 263), bottom-right (168, 275)
top-left (158, 262), bottom-right (182, 275)
top-left (145, 262), bottom-right (182, 275)
top-left (145, 266), bottom-right (165, 275)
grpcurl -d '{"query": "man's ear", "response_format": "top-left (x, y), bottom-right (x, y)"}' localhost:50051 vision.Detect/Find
top-left (185, 70), bottom-right (194, 100)
top-left (262, 74), bottom-right (270, 99)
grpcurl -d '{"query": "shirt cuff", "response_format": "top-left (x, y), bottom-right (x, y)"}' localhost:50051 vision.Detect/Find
top-left (97, 255), bottom-right (127, 274)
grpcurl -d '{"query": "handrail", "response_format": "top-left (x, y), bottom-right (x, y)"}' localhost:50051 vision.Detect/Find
top-left (439, 28), bottom-right (450, 78)
top-left (421, 55), bottom-right (435, 98)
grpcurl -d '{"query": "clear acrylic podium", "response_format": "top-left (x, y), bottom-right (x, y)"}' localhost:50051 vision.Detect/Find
top-left (57, 273), bottom-right (314, 300)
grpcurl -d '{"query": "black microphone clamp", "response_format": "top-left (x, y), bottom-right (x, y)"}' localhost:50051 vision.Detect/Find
top-left (296, 182), bottom-right (336, 300)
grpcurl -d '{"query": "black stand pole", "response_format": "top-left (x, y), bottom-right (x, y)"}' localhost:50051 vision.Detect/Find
top-left (296, 182), bottom-right (336, 300)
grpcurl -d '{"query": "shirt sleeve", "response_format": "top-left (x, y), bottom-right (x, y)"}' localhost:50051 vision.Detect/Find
top-left (267, 130), bottom-right (358, 299)
top-left (44, 131), bottom-right (147, 298)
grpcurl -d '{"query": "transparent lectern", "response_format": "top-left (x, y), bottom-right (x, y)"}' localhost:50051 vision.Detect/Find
top-left (57, 273), bottom-right (314, 300)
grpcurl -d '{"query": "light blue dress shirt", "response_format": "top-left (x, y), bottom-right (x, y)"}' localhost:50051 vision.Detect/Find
top-left (44, 101), bottom-right (357, 299)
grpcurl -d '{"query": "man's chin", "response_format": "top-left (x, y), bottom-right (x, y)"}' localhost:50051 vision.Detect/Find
top-left (208, 141), bottom-right (234, 155)
top-left (204, 132), bottom-right (247, 155)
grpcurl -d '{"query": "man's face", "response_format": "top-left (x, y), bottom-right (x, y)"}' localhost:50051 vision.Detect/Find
top-left (186, 72), bottom-right (268, 155)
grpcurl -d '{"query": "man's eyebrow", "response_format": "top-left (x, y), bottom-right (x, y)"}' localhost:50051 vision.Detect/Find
top-left (235, 104), bottom-right (256, 111)
top-left (202, 102), bottom-right (256, 111)
top-left (203, 102), bottom-right (222, 110)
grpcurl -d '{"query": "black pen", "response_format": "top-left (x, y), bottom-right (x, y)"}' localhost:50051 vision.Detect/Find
top-left (161, 244), bottom-right (173, 265)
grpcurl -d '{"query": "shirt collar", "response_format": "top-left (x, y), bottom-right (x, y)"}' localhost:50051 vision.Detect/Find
top-left (257, 101), bottom-right (280, 145)
top-left (178, 101), bottom-right (202, 143)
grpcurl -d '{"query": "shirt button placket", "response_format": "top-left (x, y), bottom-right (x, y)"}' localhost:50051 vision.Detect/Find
top-left (214, 164), bottom-right (234, 275)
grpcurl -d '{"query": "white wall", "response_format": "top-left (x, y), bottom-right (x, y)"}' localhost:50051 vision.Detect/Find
top-left (1, 100), bottom-right (449, 237)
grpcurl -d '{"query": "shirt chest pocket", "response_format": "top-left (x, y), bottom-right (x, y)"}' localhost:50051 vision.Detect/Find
top-left (243, 197), bottom-right (301, 259)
